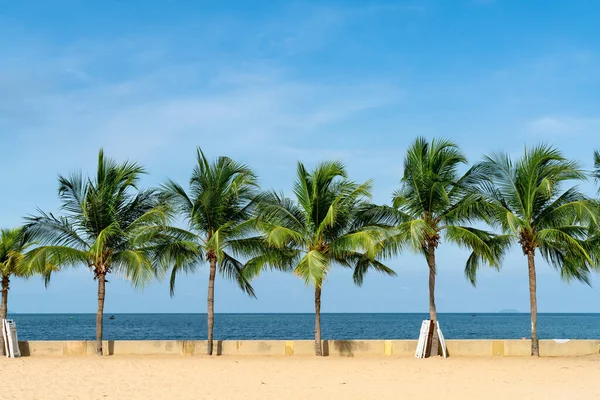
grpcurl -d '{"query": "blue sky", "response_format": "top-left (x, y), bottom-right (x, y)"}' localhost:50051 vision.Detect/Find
top-left (1, 0), bottom-right (599, 313)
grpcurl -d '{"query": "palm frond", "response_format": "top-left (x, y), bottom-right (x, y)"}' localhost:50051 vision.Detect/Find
top-left (24, 246), bottom-right (89, 286)
top-left (111, 249), bottom-right (157, 288)
top-left (0, 227), bottom-right (52, 279)
top-left (220, 252), bottom-right (256, 297)
top-left (352, 256), bottom-right (396, 286)
top-left (158, 147), bottom-right (261, 296)
top-left (295, 250), bottom-right (329, 286)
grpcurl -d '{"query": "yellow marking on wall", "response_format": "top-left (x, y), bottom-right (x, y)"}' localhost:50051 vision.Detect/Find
top-left (384, 340), bottom-right (393, 356)
top-left (285, 341), bottom-right (294, 356)
top-left (491, 340), bottom-right (505, 356)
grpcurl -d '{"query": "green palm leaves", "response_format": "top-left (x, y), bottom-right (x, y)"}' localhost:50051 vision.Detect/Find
top-left (161, 149), bottom-right (259, 296)
top-left (391, 137), bottom-right (503, 259)
top-left (476, 145), bottom-right (598, 280)
top-left (27, 151), bottom-right (169, 282)
top-left (473, 144), bottom-right (600, 356)
top-left (0, 228), bottom-right (38, 280)
top-left (247, 161), bottom-right (396, 355)
top-left (250, 161), bottom-right (395, 286)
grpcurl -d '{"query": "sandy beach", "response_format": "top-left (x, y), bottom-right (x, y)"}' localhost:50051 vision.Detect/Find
top-left (1, 355), bottom-right (598, 399)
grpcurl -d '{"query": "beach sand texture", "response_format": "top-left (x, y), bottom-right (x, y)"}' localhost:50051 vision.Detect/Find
top-left (1, 355), bottom-right (598, 399)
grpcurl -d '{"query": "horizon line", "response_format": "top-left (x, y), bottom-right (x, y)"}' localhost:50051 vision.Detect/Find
top-left (9, 311), bottom-right (600, 315)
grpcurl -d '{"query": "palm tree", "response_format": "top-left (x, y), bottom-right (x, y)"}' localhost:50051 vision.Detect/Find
top-left (244, 161), bottom-right (396, 356)
top-left (161, 148), bottom-right (258, 356)
top-left (376, 137), bottom-right (505, 356)
top-left (26, 150), bottom-right (174, 355)
top-left (474, 144), bottom-right (599, 356)
top-left (0, 227), bottom-right (50, 355)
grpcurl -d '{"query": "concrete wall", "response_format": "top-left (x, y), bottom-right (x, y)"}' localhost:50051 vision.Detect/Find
top-left (16, 339), bottom-right (600, 357)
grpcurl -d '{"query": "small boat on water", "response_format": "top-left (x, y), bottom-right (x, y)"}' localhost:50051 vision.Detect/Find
top-left (109, 315), bottom-right (115, 320)
top-left (471, 313), bottom-right (476, 317)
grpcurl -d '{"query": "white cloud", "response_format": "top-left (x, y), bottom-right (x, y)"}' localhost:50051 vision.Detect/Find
top-left (0, 8), bottom-right (407, 227)
top-left (7, 67), bottom-right (401, 164)
top-left (527, 116), bottom-right (600, 136)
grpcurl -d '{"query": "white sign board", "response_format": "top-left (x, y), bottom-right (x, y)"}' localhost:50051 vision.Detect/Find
top-left (2, 319), bottom-right (20, 358)
top-left (1, 319), bottom-right (6, 356)
top-left (415, 320), bottom-right (431, 358)
top-left (437, 321), bottom-right (447, 359)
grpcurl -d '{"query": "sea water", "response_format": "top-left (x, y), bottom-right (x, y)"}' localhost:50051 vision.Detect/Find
top-left (8, 313), bottom-right (600, 340)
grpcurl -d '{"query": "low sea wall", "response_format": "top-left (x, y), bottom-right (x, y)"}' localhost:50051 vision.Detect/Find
top-left (16, 339), bottom-right (600, 357)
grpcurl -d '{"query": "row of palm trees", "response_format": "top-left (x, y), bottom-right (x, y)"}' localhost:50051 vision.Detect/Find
top-left (1, 138), bottom-right (599, 357)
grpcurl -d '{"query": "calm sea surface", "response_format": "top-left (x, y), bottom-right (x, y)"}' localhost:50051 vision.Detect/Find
top-left (7, 313), bottom-right (600, 340)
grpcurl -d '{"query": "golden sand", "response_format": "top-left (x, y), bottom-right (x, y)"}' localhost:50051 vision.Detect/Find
top-left (1, 355), bottom-right (598, 399)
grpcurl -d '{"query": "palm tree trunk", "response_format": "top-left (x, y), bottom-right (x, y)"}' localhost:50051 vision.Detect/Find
top-left (0, 275), bottom-right (8, 356)
top-left (314, 285), bottom-right (322, 356)
top-left (527, 251), bottom-right (539, 356)
top-left (0, 275), bottom-right (8, 320)
top-left (426, 245), bottom-right (439, 357)
top-left (207, 257), bottom-right (217, 355)
top-left (96, 273), bottom-right (106, 356)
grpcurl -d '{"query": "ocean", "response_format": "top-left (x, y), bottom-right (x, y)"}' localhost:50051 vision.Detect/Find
top-left (7, 313), bottom-right (600, 341)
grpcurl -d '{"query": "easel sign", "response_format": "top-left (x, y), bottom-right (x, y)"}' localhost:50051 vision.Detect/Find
top-left (415, 320), bottom-right (431, 358)
top-left (437, 321), bottom-right (447, 359)
top-left (2, 319), bottom-right (21, 358)
top-left (415, 319), bottom-right (448, 359)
